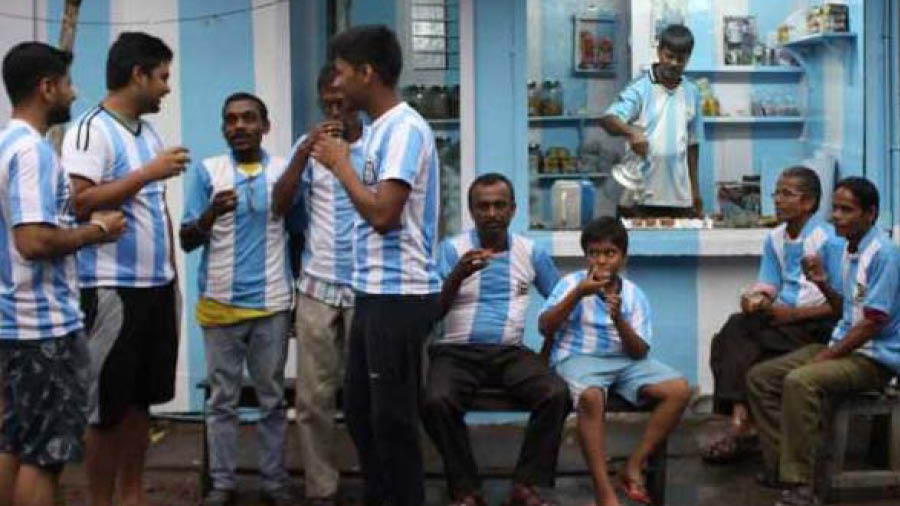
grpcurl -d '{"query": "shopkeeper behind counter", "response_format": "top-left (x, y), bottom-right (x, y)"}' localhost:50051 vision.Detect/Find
top-left (600, 24), bottom-right (703, 219)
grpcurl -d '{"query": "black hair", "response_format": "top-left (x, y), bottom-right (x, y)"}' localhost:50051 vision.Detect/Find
top-left (106, 32), bottom-right (173, 91)
top-left (317, 62), bottom-right (337, 91)
top-left (834, 176), bottom-right (879, 220)
top-left (780, 166), bottom-right (822, 212)
top-left (328, 24), bottom-right (402, 87)
top-left (2, 42), bottom-right (72, 106)
top-left (467, 172), bottom-right (515, 209)
top-left (659, 24), bottom-right (694, 54)
top-left (581, 216), bottom-right (628, 255)
top-left (221, 92), bottom-right (269, 123)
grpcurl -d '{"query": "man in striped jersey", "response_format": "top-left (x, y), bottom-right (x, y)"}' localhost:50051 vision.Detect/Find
top-left (600, 24), bottom-right (702, 218)
top-left (539, 217), bottom-right (691, 506)
top-left (181, 93), bottom-right (294, 506)
top-left (311, 25), bottom-right (441, 506)
top-left (272, 63), bottom-right (368, 506)
top-left (0, 42), bottom-right (124, 506)
top-left (61, 32), bottom-right (187, 506)
top-left (705, 167), bottom-right (843, 466)
top-left (422, 173), bottom-right (569, 506)
top-left (748, 178), bottom-right (900, 506)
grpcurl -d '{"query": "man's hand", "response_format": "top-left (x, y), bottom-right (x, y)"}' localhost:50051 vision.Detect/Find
top-left (802, 254), bottom-right (827, 286)
top-left (451, 249), bottom-right (492, 281)
top-left (209, 189), bottom-right (237, 218)
top-left (89, 210), bottom-right (126, 243)
top-left (741, 291), bottom-right (773, 314)
top-left (311, 134), bottom-right (351, 172)
top-left (144, 147), bottom-right (190, 182)
top-left (811, 347), bottom-right (838, 363)
top-left (627, 128), bottom-right (649, 157)
top-left (605, 291), bottom-right (622, 322)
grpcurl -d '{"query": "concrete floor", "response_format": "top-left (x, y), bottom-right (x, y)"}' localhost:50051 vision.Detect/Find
top-left (58, 409), bottom-right (900, 506)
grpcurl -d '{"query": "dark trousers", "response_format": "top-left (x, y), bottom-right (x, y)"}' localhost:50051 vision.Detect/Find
top-left (709, 312), bottom-right (835, 414)
top-left (422, 344), bottom-right (571, 497)
top-left (343, 293), bottom-right (439, 506)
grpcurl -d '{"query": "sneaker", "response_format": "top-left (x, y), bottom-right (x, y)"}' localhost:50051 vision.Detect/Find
top-left (261, 487), bottom-right (296, 506)
top-left (201, 488), bottom-right (236, 506)
top-left (774, 486), bottom-right (821, 506)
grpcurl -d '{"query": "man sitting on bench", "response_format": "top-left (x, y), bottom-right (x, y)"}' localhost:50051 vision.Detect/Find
top-left (539, 217), bottom-right (691, 506)
top-left (747, 177), bottom-right (900, 506)
top-left (423, 173), bottom-right (571, 506)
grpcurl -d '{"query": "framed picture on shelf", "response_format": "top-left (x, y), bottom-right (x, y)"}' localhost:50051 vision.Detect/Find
top-left (723, 15), bottom-right (757, 65)
top-left (573, 14), bottom-right (617, 76)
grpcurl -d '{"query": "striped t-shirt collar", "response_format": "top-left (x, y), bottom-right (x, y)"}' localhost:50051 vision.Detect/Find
top-left (648, 64), bottom-right (683, 92)
top-left (783, 214), bottom-right (822, 243)
top-left (228, 149), bottom-right (270, 179)
top-left (847, 226), bottom-right (880, 259)
top-left (369, 101), bottom-right (409, 130)
top-left (6, 118), bottom-right (39, 136)
top-left (469, 228), bottom-right (511, 254)
top-left (99, 105), bottom-right (142, 136)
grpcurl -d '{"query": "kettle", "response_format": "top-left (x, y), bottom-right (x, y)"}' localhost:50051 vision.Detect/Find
top-left (604, 151), bottom-right (653, 209)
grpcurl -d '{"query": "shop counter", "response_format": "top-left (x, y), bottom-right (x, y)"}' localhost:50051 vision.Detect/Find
top-left (527, 228), bottom-right (769, 257)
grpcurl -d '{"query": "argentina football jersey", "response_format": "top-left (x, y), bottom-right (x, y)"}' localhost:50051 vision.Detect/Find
top-left (62, 106), bottom-right (175, 288)
top-left (352, 102), bottom-right (440, 295)
top-left (436, 231), bottom-right (559, 346)
top-left (0, 119), bottom-right (83, 340)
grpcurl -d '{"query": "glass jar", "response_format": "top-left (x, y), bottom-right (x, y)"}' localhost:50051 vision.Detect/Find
top-left (449, 84), bottom-right (460, 118)
top-left (527, 81), bottom-right (540, 117)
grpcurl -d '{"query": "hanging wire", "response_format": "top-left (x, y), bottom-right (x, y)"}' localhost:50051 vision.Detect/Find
top-left (0, 0), bottom-right (288, 26)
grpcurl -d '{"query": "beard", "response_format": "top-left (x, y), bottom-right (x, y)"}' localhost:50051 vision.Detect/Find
top-left (47, 103), bottom-right (71, 126)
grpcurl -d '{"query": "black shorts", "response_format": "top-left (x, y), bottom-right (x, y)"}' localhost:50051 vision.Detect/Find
top-left (0, 332), bottom-right (90, 469)
top-left (81, 282), bottom-right (178, 427)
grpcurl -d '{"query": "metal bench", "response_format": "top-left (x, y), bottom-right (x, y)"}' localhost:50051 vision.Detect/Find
top-left (197, 381), bottom-right (669, 505)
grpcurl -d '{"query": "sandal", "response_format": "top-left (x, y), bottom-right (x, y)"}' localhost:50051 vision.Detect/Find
top-left (503, 484), bottom-right (557, 506)
top-left (701, 433), bottom-right (759, 464)
top-left (617, 473), bottom-right (652, 505)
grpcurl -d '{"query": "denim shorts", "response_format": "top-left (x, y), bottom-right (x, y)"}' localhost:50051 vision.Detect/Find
top-left (0, 332), bottom-right (90, 469)
top-left (554, 354), bottom-right (683, 408)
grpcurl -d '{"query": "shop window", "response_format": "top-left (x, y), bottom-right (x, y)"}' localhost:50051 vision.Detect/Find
top-left (410, 0), bottom-right (459, 71)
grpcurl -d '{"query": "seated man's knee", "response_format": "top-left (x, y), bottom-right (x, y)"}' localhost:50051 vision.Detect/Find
top-left (422, 384), bottom-right (457, 416)
top-left (577, 387), bottom-right (605, 416)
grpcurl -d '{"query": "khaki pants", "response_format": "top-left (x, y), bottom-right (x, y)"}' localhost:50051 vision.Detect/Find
top-left (294, 293), bottom-right (353, 499)
top-left (746, 344), bottom-right (893, 484)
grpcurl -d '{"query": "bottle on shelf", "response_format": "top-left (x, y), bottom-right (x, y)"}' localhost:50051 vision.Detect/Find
top-left (527, 81), bottom-right (540, 117)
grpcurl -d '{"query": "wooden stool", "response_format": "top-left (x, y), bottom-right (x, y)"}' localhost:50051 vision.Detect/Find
top-left (815, 385), bottom-right (900, 502)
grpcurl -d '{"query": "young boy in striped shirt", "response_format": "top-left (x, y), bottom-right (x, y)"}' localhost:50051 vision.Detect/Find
top-left (539, 217), bottom-right (691, 506)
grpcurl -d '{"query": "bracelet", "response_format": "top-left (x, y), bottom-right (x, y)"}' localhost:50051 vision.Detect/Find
top-left (89, 219), bottom-right (109, 234)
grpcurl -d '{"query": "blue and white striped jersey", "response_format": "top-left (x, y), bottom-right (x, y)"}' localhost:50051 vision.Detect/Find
top-left (829, 227), bottom-right (900, 372)
top-left (296, 127), bottom-right (369, 288)
top-left (542, 271), bottom-right (653, 364)
top-left (436, 231), bottom-right (559, 346)
top-left (758, 216), bottom-right (844, 307)
top-left (182, 152), bottom-right (293, 312)
top-left (0, 119), bottom-right (83, 340)
top-left (61, 106), bottom-right (175, 288)
top-left (605, 68), bottom-right (702, 208)
top-left (352, 102), bottom-right (440, 295)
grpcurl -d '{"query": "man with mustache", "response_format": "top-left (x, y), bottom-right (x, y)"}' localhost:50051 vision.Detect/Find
top-left (0, 41), bottom-right (125, 506)
top-left (600, 24), bottom-right (703, 218)
top-left (61, 31), bottom-right (187, 506)
top-left (181, 92), bottom-right (294, 506)
top-left (422, 173), bottom-right (569, 506)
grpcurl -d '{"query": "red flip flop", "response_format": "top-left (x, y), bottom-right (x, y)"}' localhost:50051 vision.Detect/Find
top-left (618, 474), bottom-right (652, 505)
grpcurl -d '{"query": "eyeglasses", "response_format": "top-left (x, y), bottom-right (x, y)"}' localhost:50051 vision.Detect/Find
top-left (771, 189), bottom-right (803, 199)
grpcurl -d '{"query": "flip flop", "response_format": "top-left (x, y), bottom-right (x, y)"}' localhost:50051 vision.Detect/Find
top-left (701, 433), bottom-right (759, 464)
top-left (618, 473), bottom-right (652, 505)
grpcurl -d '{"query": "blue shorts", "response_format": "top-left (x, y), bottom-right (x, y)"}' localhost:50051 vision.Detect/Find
top-left (554, 354), bottom-right (683, 407)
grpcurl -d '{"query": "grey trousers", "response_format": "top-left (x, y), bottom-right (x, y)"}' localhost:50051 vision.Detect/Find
top-left (294, 293), bottom-right (353, 498)
top-left (203, 312), bottom-right (290, 492)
